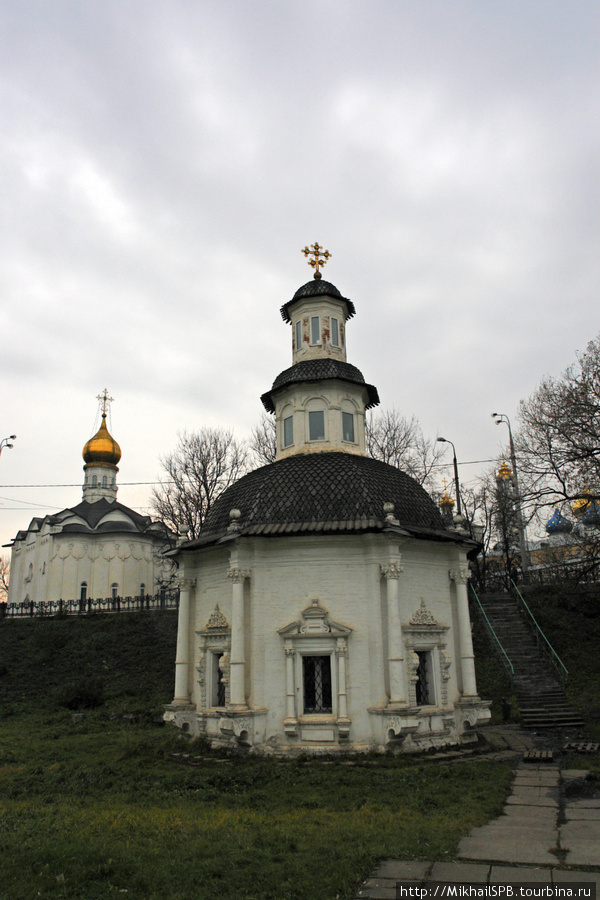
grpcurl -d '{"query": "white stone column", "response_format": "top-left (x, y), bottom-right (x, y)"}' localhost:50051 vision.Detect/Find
top-left (336, 639), bottom-right (349, 719)
top-left (450, 565), bottom-right (478, 697)
top-left (228, 567), bottom-right (251, 708)
top-left (173, 577), bottom-right (195, 705)
top-left (380, 562), bottom-right (407, 706)
top-left (284, 645), bottom-right (296, 720)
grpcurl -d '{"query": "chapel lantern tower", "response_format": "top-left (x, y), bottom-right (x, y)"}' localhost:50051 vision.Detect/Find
top-left (261, 244), bottom-right (379, 460)
top-left (82, 390), bottom-right (121, 503)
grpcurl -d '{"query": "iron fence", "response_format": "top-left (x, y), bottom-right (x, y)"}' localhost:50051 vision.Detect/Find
top-left (0, 590), bottom-right (179, 618)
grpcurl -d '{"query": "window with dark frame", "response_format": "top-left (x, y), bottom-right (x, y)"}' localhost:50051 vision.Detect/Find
top-left (415, 650), bottom-right (434, 706)
top-left (302, 655), bottom-right (332, 713)
top-left (213, 652), bottom-right (226, 707)
top-left (342, 411), bottom-right (355, 442)
top-left (310, 315), bottom-right (320, 344)
top-left (308, 410), bottom-right (325, 441)
top-left (331, 317), bottom-right (339, 347)
top-left (283, 415), bottom-right (294, 447)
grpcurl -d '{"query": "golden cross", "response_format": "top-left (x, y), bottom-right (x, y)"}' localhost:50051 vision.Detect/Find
top-left (302, 242), bottom-right (331, 279)
top-left (96, 388), bottom-right (114, 417)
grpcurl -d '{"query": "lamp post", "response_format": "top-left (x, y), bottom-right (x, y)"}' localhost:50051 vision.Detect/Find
top-left (0, 435), bottom-right (16, 458)
top-left (437, 437), bottom-right (463, 518)
top-left (491, 413), bottom-right (529, 581)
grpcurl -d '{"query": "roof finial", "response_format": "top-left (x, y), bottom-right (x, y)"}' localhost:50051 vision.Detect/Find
top-left (302, 242), bottom-right (331, 280)
top-left (96, 388), bottom-right (114, 419)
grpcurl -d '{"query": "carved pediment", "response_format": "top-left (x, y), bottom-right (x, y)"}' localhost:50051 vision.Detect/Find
top-left (278, 598), bottom-right (352, 637)
top-left (409, 598), bottom-right (438, 626)
top-left (206, 603), bottom-right (229, 630)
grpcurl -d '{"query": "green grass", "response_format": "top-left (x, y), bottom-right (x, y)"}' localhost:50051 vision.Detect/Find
top-left (0, 711), bottom-right (512, 900)
top-left (6, 593), bottom-right (599, 898)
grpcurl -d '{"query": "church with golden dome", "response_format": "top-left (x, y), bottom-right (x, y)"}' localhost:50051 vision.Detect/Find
top-left (165, 247), bottom-right (490, 753)
top-left (5, 391), bottom-right (174, 609)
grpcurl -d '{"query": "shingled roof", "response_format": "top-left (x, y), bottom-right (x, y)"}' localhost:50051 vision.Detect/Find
top-left (280, 279), bottom-right (356, 323)
top-left (261, 359), bottom-right (380, 413)
top-left (184, 452), bottom-right (452, 548)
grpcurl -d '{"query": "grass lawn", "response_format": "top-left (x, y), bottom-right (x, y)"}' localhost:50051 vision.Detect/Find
top-left (0, 710), bottom-right (512, 900)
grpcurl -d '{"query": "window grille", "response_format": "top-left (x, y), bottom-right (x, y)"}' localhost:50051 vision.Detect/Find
top-left (303, 655), bottom-right (332, 713)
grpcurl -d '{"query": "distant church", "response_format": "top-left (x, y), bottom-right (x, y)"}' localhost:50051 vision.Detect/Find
top-left (164, 246), bottom-right (490, 753)
top-left (5, 392), bottom-right (173, 608)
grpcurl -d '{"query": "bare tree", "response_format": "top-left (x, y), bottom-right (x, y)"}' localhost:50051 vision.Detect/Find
top-left (248, 413), bottom-right (277, 467)
top-left (0, 555), bottom-right (9, 604)
top-left (517, 334), bottom-right (600, 512)
top-left (366, 408), bottom-right (444, 490)
top-left (151, 429), bottom-right (248, 541)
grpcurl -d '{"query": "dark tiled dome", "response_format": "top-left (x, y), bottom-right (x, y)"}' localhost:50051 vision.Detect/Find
top-left (195, 452), bottom-right (445, 543)
top-left (280, 280), bottom-right (356, 323)
top-left (261, 359), bottom-right (380, 413)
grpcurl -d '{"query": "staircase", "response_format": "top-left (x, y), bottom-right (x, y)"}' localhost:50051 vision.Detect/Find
top-left (475, 591), bottom-right (585, 729)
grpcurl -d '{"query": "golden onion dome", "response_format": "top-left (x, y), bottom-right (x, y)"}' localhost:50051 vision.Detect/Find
top-left (573, 488), bottom-right (591, 517)
top-left (440, 489), bottom-right (455, 509)
top-left (496, 460), bottom-right (513, 481)
top-left (82, 414), bottom-right (121, 466)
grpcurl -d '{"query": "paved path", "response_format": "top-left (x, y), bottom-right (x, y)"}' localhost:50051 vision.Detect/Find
top-left (356, 763), bottom-right (600, 900)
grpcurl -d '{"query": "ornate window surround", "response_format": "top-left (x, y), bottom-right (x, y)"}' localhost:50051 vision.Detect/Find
top-left (402, 599), bottom-right (452, 710)
top-left (196, 603), bottom-right (231, 711)
top-left (278, 599), bottom-right (352, 741)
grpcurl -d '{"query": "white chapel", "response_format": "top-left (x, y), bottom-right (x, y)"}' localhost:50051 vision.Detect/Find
top-left (165, 248), bottom-right (490, 752)
top-left (6, 392), bottom-right (173, 609)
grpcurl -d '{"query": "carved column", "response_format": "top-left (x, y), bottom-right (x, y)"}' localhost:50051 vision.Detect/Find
top-left (336, 639), bottom-right (349, 720)
top-left (284, 645), bottom-right (296, 721)
top-left (228, 567), bottom-right (251, 708)
top-left (380, 562), bottom-right (407, 706)
top-left (173, 576), bottom-right (195, 704)
top-left (450, 566), bottom-right (477, 697)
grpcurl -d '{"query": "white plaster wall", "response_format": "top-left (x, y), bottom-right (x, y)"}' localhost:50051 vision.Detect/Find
top-left (183, 532), bottom-right (472, 748)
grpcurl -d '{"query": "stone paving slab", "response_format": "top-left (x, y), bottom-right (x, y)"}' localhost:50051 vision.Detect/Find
top-left (489, 865), bottom-right (553, 882)
top-left (374, 860), bottom-right (431, 881)
top-left (561, 821), bottom-right (600, 839)
top-left (428, 862), bottom-right (490, 882)
top-left (563, 844), bottom-right (600, 867)
top-left (552, 870), bottom-right (600, 887)
top-left (466, 822), bottom-right (556, 837)
top-left (506, 791), bottom-right (558, 807)
top-left (564, 807), bottom-right (600, 820)
top-left (458, 829), bottom-right (557, 865)
top-left (568, 799), bottom-right (600, 808)
top-left (513, 776), bottom-right (560, 787)
top-left (501, 805), bottom-right (557, 819)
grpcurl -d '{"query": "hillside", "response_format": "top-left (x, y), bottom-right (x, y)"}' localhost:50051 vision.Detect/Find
top-left (0, 610), bottom-right (178, 716)
top-left (0, 584), bottom-right (597, 731)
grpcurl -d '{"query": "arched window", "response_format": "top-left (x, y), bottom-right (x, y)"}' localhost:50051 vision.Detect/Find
top-left (80, 582), bottom-right (87, 602)
top-left (91, 475), bottom-right (98, 487)
top-left (111, 583), bottom-right (119, 600)
top-left (102, 475), bottom-right (107, 488)
top-left (140, 583), bottom-right (145, 598)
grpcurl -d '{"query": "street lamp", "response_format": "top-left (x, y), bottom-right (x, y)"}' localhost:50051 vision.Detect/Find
top-left (0, 435), bottom-right (16, 458)
top-left (491, 413), bottom-right (529, 580)
top-left (437, 436), bottom-right (463, 518)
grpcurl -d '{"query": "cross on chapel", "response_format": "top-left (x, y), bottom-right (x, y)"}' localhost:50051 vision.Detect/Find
top-left (301, 242), bottom-right (331, 279)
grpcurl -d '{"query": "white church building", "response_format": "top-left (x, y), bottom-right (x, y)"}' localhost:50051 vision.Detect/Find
top-left (165, 250), bottom-right (490, 753)
top-left (5, 393), bottom-right (173, 610)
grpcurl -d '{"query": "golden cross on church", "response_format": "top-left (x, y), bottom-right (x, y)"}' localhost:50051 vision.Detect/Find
top-left (96, 388), bottom-right (114, 417)
top-left (302, 242), bottom-right (331, 279)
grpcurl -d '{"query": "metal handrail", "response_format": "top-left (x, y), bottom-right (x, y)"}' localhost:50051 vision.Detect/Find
top-left (470, 584), bottom-right (514, 693)
top-left (510, 578), bottom-right (569, 690)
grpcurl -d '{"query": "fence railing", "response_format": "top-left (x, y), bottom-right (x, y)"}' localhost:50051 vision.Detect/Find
top-left (510, 578), bottom-right (569, 690)
top-left (470, 584), bottom-right (514, 692)
top-left (0, 591), bottom-right (179, 619)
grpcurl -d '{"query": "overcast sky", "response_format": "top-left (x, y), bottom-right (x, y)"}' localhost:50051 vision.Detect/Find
top-left (1, 0), bottom-right (598, 550)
